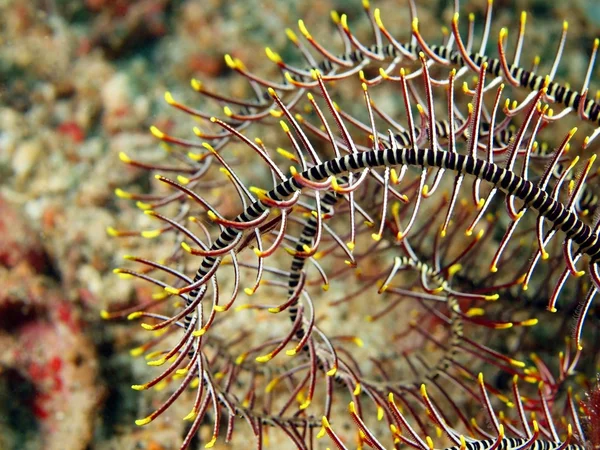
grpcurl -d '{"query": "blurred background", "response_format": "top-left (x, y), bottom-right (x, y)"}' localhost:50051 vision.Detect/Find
top-left (0, 0), bottom-right (598, 449)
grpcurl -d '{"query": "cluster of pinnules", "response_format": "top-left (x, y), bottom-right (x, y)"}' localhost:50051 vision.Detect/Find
top-left (105, 1), bottom-right (600, 449)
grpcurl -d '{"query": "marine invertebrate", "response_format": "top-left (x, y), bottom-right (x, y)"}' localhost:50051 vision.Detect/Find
top-left (106, 1), bottom-right (600, 448)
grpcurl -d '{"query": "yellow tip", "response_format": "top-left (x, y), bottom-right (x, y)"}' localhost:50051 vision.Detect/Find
top-left (129, 347), bottom-right (145, 357)
top-left (224, 54), bottom-right (236, 69)
top-left (183, 410), bottom-right (198, 421)
top-left (141, 229), bottom-right (161, 239)
top-left (256, 354), bottom-right (273, 363)
top-left (135, 416), bottom-right (152, 426)
top-left (147, 357), bottom-right (166, 366)
top-left (299, 400), bottom-right (311, 410)
top-left (127, 311), bottom-right (143, 320)
top-left (190, 78), bottom-right (202, 91)
top-left (149, 125), bottom-right (164, 139)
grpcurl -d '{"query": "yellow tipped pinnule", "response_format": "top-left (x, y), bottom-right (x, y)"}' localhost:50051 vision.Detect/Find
top-left (285, 27), bottom-right (298, 43)
top-left (183, 409), bottom-right (198, 421)
top-left (114, 270), bottom-right (133, 280)
top-left (521, 318), bottom-right (538, 326)
top-left (190, 78), bottom-right (202, 91)
top-left (466, 308), bottom-right (484, 317)
top-left (448, 263), bottom-right (462, 277)
top-left (135, 416), bottom-right (152, 426)
top-left (353, 383), bottom-right (361, 395)
top-left (127, 311), bottom-right (143, 320)
top-left (330, 9), bottom-right (340, 24)
top-left (114, 188), bottom-right (132, 199)
top-left (265, 378), bottom-right (279, 393)
top-left (141, 229), bottom-right (161, 239)
top-left (376, 405), bottom-right (384, 421)
top-left (411, 17), bottom-right (419, 32)
top-left (265, 47), bottom-right (282, 64)
top-left (510, 358), bottom-right (526, 368)
top-left (224, 54), bottom-right (236, 69)
top-left (279, 120), bottom-right (290, 133)
top-left (163, 91), bottom-right (175, 105)
top-left (283, 72), bottom-right (295, 86)
top-left (118, 152), bottom-right (131, 163)
top-left (255, 353), bottom-right (273, 363)
top-left (299, 399), bottom-right (311, 410)
top-left (270, 107), bottom-right (284, 118)
top-left (352, 337), bottom-right (364, 348)
top-left (373, 8), bottom-right (383, 26)
top-left (348, 401), bottom-right (358, 415)
top-left (316, 418), bottom-right (328, 439)
top-left (426, 436), bottom-right (435, 450)
top-left (298, 19), bottom-right (311, 39)
top-left (147, 357), bottom-right (166, 366)
top-left (201, 142), bottom-right (216, 153)
top-left (100, 310), bottom-right (111, 319)
top-left (149, 125), bottom-right (164, 139)
top-left (249, 185), bottom-right (268, 197)
top-left (206, 210), bottom-right (219, 222)
top-left (205, 437), bottom-right (217, 449)
top-left (340, 13), bottom-right (349, 30)
top-left (164, 286), bottom-right (181, 295)
top-left (129, 346), bottom-right (145, 357)
top-left (136, 200), bottom-right (152, 210)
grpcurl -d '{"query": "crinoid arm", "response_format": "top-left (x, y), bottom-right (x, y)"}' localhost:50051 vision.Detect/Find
top-left (106, 1), bottom-right (600, 449)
